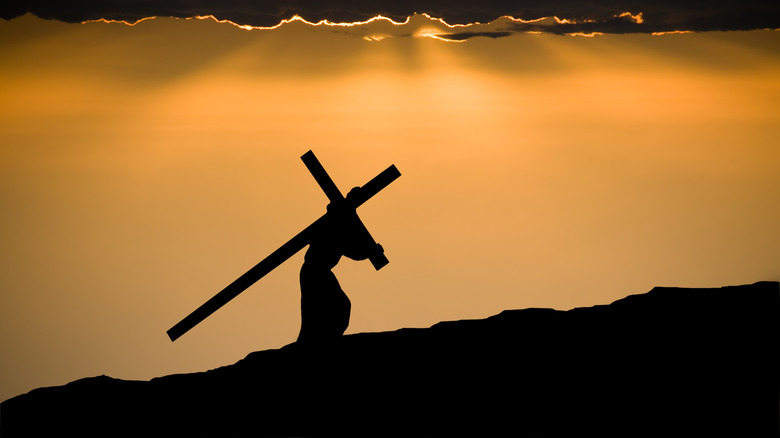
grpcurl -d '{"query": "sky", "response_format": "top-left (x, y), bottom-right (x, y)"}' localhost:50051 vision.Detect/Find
top-left (1, 5), bottom-right (779, 403)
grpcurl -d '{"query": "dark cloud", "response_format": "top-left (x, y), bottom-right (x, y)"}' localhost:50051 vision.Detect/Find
top-left (2, 0), bottom-right (779, 33)
top-left (436, 31), bottom-right (513, 41)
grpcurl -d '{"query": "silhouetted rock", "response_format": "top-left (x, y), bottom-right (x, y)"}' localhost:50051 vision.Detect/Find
top-left (2, 282), bottom-right (778, 437)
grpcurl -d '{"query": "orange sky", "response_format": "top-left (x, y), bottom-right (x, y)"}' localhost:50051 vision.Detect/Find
top-left (1, 14), bottom-right (779, 402)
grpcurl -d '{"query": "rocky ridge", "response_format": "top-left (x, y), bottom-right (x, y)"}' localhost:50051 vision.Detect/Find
top-left (1, 281), bottom-right (778, 436)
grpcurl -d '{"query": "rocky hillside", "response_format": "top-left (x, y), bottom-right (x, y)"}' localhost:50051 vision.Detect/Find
top-left (2, 281), bottom-right (778, 436)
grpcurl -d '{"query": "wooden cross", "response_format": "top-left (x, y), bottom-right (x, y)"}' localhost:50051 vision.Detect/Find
top-left (167, 151), bottom-right (401, 341)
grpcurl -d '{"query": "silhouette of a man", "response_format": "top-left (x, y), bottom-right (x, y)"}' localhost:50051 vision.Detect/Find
top-left (296, 188), bottom-right (382, 349)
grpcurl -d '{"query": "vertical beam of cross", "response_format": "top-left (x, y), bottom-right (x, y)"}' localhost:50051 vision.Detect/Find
top-left (301, 150), bottom-right (343, 202)
top-left (301, 151), bottom-right (389, 270)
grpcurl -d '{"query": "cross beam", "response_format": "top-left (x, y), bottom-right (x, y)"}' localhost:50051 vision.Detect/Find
top-left (301, 151), bottom-right (388, 269)
top-left (166, 151), bottom-right (400, 342)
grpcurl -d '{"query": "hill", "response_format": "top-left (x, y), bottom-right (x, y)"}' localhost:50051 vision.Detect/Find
top-left (2, 281), bottom-right (778, 436)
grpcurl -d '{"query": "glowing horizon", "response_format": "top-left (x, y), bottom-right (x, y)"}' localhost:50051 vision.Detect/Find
top-left (75, 11), bottom-right (679, 42)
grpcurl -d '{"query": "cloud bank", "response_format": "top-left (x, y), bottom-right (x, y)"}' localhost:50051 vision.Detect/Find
top-left (2, 0), bottom-right (779, 34)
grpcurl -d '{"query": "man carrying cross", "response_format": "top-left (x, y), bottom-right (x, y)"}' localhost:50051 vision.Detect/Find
top-left (166, 151), bottom-right (399, 348)
top-left (297, 187), bottom-right (383, 347)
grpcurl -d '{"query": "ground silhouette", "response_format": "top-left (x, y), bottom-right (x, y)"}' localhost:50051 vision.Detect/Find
top-left (2, 281), bottom-right (778, 437)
